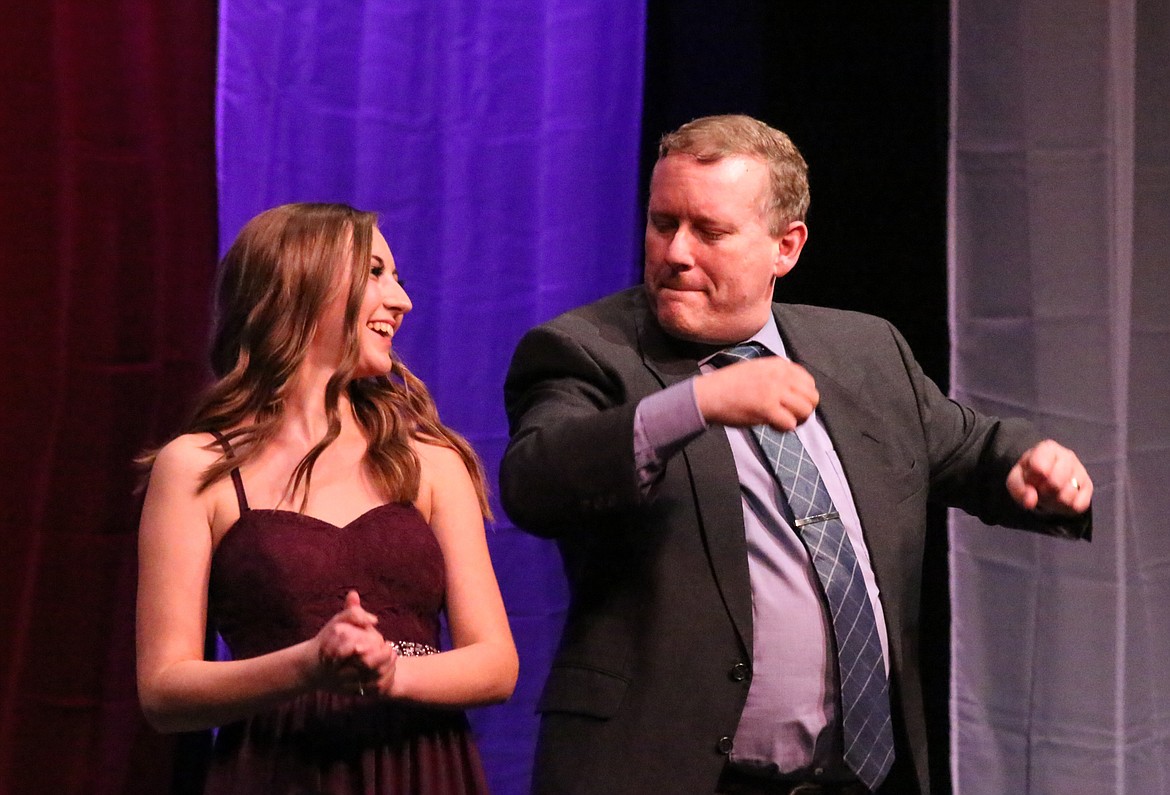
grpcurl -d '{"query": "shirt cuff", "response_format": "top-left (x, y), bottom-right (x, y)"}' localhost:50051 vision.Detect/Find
top-left (633, 378), bottom-right (707, 495)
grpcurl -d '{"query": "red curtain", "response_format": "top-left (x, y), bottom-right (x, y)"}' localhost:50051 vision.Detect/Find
top-left (0, 0), bottom-right (217, 791)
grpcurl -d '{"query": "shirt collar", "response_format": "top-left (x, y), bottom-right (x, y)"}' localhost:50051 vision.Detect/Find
top-left (697, 312), bottom-right (788, 366)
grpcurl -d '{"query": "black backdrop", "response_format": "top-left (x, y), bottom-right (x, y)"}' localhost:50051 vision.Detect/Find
top-left (641, 3), bottom-right (953, 791)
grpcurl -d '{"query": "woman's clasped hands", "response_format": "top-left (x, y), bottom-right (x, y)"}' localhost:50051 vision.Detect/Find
top-left (313, 590), bottom-right (399, 698)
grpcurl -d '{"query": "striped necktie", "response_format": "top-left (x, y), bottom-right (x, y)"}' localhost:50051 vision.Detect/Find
top-left (710, 342), bottom-right (894, 791)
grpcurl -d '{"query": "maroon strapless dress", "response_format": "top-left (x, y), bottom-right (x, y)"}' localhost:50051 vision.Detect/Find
top-left (202, 461), bottom-right (490, 795)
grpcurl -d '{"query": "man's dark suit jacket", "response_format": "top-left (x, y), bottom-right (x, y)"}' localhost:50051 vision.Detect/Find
top-left (499, 287), bottom-right (1088, 795)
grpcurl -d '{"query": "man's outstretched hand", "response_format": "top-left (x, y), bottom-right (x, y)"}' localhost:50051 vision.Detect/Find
top-left (1007, 439), bottom-right (1093, 516)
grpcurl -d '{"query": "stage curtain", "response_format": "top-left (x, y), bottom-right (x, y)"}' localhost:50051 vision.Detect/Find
top-left (0, 0), bottom-right (218, 792)
top-left (950, 0), bottom-right (1170, 790)
top-left (216, 2), bottom-right (646, 791)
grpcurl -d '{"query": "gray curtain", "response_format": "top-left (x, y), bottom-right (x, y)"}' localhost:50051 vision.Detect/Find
top-left (950, 0), bottom-right (1170, 792)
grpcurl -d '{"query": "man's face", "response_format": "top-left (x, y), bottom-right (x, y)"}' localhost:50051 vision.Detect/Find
top-left (644, 153), bottom-right (805, 344)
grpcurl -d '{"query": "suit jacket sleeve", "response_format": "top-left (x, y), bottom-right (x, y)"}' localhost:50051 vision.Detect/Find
top-left (883, 317), bottom-right (1090, 538)
top-left (499, 313), bottom-right (649, 538)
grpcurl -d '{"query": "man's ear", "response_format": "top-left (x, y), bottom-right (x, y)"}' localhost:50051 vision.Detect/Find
top-left (773, 221), bottom-right (808, 279)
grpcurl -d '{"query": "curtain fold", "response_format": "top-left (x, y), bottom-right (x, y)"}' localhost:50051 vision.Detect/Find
top-left (0, 1), bottom-right (218, 792)
top-left (217, 3), bottom-right (646, 790)
top-left (950, 0), bottom-right (1170, 791)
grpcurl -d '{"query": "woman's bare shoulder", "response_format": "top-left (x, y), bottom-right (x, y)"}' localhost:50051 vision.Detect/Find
top-left (150, 433), bottom-right (224, 483)
top-left (411, 438), bottom-right (467, 472)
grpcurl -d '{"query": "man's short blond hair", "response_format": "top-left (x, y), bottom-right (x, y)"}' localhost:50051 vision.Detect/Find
top-left (658, 114), bottom-right (810, 235)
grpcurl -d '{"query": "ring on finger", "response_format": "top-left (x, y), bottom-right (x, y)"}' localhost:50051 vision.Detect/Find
top-left (1071, 477), bottom-right (1080, 492)
top-left (357, 683), bottom-right (365, 697)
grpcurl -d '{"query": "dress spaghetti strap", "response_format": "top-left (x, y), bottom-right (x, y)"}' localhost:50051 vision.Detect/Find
top-left (209, 430), bottom-right (250, 513)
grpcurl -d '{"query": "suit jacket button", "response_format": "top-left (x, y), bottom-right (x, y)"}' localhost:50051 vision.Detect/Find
top-left (716, 736), bottom-right (734, 754)
top-left (729, 662), bottom-right (749, 682)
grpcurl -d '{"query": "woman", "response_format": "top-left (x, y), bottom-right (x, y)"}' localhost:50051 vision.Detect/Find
top-left (136, 203), bottom-right (517, 793)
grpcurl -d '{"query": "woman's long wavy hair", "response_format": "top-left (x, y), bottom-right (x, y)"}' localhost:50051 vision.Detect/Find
top-left (153, 202), bottom-right (490, 515)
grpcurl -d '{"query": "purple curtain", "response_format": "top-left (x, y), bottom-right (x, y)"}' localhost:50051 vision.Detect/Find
top-left (217, 3), bottom-right (646, 791)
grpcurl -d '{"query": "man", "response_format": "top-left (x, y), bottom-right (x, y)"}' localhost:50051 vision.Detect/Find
top-left (499, 114), bottom-right (1091, 795)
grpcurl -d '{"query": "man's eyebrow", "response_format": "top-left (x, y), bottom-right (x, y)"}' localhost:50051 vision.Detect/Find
top-left (648, 209), bottom-right (696, 220)
top-left (649, 208), bottom-right (727, 225)
top-left (688, 213), bottom-right (735, 230)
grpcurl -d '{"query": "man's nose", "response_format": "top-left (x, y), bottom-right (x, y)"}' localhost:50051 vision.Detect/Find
top-left (665, 229), bottom-right (694, 267)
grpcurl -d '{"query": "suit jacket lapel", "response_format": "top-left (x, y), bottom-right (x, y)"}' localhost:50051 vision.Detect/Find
top-left (635, 306), bottom-right (754, 658)
top-left (775, 305), bottom-right (907, 659)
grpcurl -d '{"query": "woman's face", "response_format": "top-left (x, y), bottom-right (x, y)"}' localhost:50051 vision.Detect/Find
top-left (313, 227), bottom-right (412, 378)
top-left (357, 228), bottom-right (412, 376)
